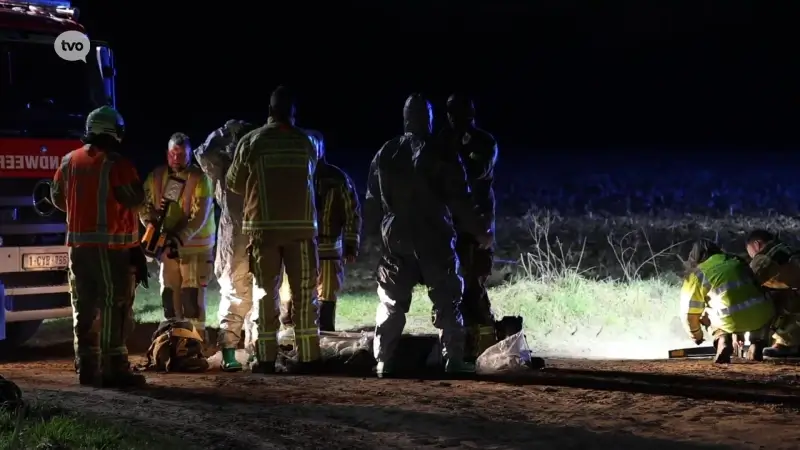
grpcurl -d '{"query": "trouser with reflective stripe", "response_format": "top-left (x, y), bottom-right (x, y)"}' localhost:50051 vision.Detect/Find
top-left (69, 246), bottom-right (136, 374)
top-left (768, 290), bottom-right (800, 346)
top-left (251, 238), bottom-right (321, 363)
top-left (160, 250), bottom-right (213, 332)
top-left (455, 234), bottom-right (497, 358)
top-left (279, 259), bottom-right (344, 325)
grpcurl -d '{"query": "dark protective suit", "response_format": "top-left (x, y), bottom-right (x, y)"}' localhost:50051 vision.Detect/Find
top-left (439, 95), bottom-right (500, 359)
top-left (365, 94), bottom-right (488, 367)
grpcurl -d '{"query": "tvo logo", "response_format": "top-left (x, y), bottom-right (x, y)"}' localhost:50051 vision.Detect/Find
top-left (54, 30), bottom-right (90, 62)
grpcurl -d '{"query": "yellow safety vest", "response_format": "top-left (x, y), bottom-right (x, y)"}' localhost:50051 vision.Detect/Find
top-left (149, 165), bottom-right (216, 253)
top-left (680, 254), bottom-right (775, 333)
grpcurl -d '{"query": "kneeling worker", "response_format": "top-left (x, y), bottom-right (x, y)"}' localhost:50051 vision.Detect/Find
top-left (680, 239), bottom-right (774, 364)
top-left (140, 133), bottom-right (217, 342)
top-left (746, 229), bottom-right (800, 358)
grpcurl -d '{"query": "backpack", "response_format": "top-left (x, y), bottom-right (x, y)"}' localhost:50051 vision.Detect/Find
top-left (144, 320), bottom-right (209, 373)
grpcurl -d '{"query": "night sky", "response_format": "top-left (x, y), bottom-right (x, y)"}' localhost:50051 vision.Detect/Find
top-left (70, 1), bottom-right (796, 175)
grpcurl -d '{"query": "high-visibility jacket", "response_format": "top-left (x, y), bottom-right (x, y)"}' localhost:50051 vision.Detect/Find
top-left (315, 161), bottom-right (361, 260)
top-left (140, 164), bottom-right (216, 255)
top-left (226, 118), bottom-right (318, 243)
top-left (680, 253), bottom-right (775, 334)
top-left (51, 145), bottom-right (142, 249)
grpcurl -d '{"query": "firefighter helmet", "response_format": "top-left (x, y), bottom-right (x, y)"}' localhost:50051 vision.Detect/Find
top-left (86, 106), bottom-right (125, 142)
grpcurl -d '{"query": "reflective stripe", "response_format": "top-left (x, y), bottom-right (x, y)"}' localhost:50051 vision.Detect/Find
top-left (318, 240), bottom-right (343, 252)
top-left (710, 279), bottom-right (749, 297)
top-left (153, 166), bottom-right (166, 203)
top-left (295, 327), bottom-right (319, 338)
top-left (716, 296), bottom-right (767, 318)
top-left (693, 269), bottom-right (713, 291)
top-left (96, 158), bottom-right (113, 232)
top-left (688, 300), bottom-right (706, 310)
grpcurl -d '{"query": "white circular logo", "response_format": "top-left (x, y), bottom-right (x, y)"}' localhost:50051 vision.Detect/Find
top-left (54, 30), bottom-right (90, 63)
top-left (32, 179), bottom-right (56, 217)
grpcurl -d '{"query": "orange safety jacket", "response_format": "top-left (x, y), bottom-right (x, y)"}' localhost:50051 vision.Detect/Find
top-left (52, 146), bottom-right (141, 249)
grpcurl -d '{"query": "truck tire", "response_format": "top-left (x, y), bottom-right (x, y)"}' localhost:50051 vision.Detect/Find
top-left (0, 320), bottom-right (44, 352)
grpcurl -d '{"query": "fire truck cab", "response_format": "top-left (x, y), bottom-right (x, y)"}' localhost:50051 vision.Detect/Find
top-left (0, 0), bottom-right (116, 350)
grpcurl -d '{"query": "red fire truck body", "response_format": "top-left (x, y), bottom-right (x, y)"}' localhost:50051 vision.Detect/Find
top-left (0, 0), bottom-right (116, 348)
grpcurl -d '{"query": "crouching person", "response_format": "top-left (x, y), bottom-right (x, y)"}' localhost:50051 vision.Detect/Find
top-left (745, 229), bottom-right (800, 358)
top-left (140, 133), bottom-right (217, 347)
top-left (680, 240), bottom-right (775, 364)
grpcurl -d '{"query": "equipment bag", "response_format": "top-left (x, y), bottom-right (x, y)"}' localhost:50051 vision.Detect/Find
top-left (144, 319), bottom-right (209, 373)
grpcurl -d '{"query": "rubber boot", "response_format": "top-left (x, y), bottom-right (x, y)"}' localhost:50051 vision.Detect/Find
top-left (221, 348), bottom-right (243, 372)
top-left (763, 343), bottom-right (800, 358)
top-left (746, 340), bottom-right (766, 362)
top-left (251, 360), bottom-right (276, 374)
top-left (445, 359), bottom-right (476, 374)
top-left (713, 334), bottom-right (733, 364)
top-left (102, 356), bottom-right (146, 389)
top-left (375, 361), bottom-right (394, 379)
top-left (319, 301), bottom-right (336, 332)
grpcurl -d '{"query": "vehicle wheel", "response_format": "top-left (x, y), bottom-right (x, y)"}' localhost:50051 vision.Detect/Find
top-left (0, 320), bottom-right (44, 352)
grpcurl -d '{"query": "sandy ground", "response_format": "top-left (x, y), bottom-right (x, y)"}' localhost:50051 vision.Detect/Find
top-left (3, 326), bottom-right (800, 449)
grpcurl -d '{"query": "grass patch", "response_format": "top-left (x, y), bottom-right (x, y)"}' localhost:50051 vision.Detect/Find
top-left (0, 402), bottom-right (176, 450)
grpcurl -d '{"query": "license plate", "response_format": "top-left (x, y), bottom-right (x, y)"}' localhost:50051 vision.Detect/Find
top-left (22, 253), bottom-right (68, 270)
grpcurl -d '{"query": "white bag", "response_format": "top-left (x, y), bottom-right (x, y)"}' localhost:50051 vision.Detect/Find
top-left (475, 331), bottom-right (533, 375)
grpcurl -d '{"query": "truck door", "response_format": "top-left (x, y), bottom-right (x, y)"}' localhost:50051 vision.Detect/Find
top-left (93, 43), bottom-right (116, 109)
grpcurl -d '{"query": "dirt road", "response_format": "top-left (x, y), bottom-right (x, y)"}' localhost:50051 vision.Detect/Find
top-left (3, 326), bottom-right (800, 449)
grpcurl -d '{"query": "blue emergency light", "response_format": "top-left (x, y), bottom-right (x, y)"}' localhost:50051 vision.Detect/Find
top-left (0, 0), bottom-right (78, 19)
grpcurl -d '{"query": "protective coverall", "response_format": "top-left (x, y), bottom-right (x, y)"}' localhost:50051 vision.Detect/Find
top-left (194, 120), bottom-right (263, 371)
top-left (227, 117), bottom-right (321, 373)
top-left (680, 246), bottom-right (775, 364)
top-left (51, 106), bottom-right (146, 388)
top-left (364, 94), bottom-right (490, 376)
top-left (280, 130), bottom-right (362, 332)
top-left (140, 162), bottom-right (216, 336)
top-left (439, 94), bottom-right (500, 360)
top-left (749, 239), bottom-right (800, 356)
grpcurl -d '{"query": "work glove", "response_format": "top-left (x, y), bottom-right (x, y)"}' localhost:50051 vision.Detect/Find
top-left (690, 328), bottom-right (704, 345)
top-left (129, 245), bottom-right (150, 289)
top-left (344, 245), bottom-right (358, 264)
top-left (475, 230), bottom-right (494, 250)
top-left (164, 233), bottom-right (183, 260)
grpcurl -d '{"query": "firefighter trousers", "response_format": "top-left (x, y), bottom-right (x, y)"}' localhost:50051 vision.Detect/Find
top-left (770, 291), bottom-right (800, 346)
top-left (69, 246), bottom-right (136, 373)
top-left (251, 238), bottom-right (321, 363)
top-left (159, 250), bottom-right (213, 331)
top-left (455, 235), bottom-right (497, 358)
top-left (279, 259), bottom-right (344, 325)
top-left (374, 250), bottom-right (466, 364)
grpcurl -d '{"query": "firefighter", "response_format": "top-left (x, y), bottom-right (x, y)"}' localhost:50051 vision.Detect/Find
top-left (364, 94), bottom-right (493, 377)
top-left (439, 93), bottom-right (499, 361)
top-left (279, 130), bottom-right (362, 332)
top-left (745, 229), bottom-right (800, 358)
top-left (226, 86), bottom-right (321, 374)
top-left (680, 239), bottom-right (775, 364)
top-left (140, 133), bottom-right (216, 344)
top-left (194, 119), bottom-right (262, 372)
top-left (51, 105), bottom-right (146, 387)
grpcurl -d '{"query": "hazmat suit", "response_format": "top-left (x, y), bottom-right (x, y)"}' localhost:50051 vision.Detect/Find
top-left (439, 94), bottom-right (500, 361)
top-left (193, 120), bottom-right (262, 372)
top-left (51, 106), bottom-right (147, 388)
top-left (746, 233), bottom-right (800, 357)
top-left (140, 134), bottom-right (216, 343)
top-left (680, 240), bottom-right (775, 364)
top-left (364, 94), bottom-right (492, 377)
top-left (226, 93), bottom-right (321, 374)
top-left (279, 130), bottom-right (362, 332)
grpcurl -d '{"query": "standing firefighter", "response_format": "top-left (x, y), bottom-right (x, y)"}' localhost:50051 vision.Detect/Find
top-left (140, 133), bottom-right (216, 342)
top-left (280, 130), bottom-right (362, 331)
top-left (680, 239), bottom-right (775, 364)
top-left (227, 86), bottom-right (322, 374)
top-left (746, 229), bottom-right (800, 358)
top-left (365, 94), bottom-right (493, 377)
top-left (439, 93), bottom-right (499, 361)
top-left (51, 106), bottom-right (146, 387)
top-left (194, 120), bottom-right (261, 372)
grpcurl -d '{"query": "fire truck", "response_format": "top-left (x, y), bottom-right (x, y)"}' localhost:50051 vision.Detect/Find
top-left (0, 0), bottom-right (116, 349)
